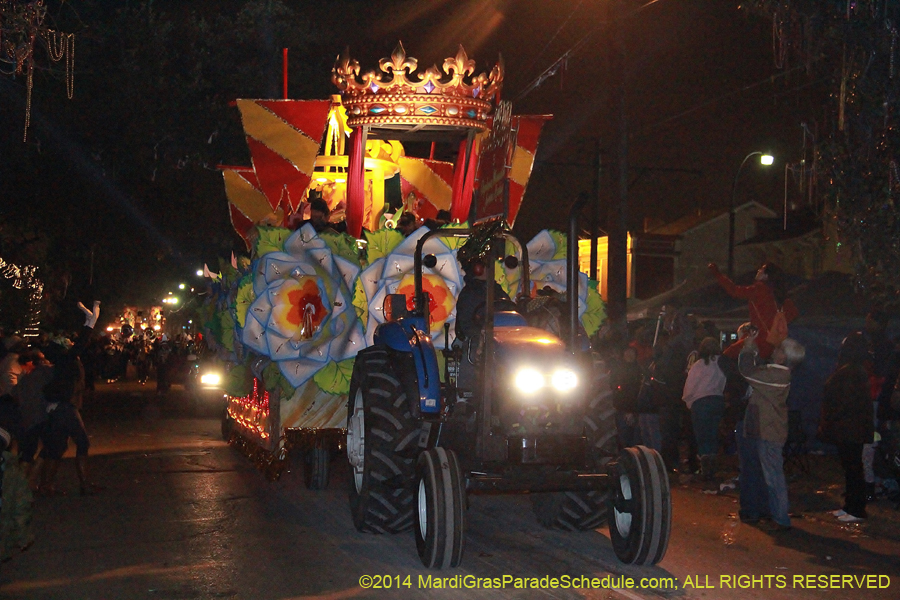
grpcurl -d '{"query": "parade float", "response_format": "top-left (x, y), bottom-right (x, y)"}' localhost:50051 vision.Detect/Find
top-left (205, 43), bottom-right (606, 485)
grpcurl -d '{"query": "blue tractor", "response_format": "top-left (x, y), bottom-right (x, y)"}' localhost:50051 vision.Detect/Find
top-left (346, 206), bottom-right (671, 569)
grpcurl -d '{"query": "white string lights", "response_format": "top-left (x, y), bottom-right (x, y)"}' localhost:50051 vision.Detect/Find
top-left (0, 256), bottom-right (44, 336)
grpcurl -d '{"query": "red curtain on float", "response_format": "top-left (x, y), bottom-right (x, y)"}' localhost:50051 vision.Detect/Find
top-left (449, 138), bottom-right (478, 223)
top-left (346, 127), bottom-right (366, 238)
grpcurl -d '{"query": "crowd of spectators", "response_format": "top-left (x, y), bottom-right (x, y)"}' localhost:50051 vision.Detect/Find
top-left (599, 261), bottom-right (900, 532)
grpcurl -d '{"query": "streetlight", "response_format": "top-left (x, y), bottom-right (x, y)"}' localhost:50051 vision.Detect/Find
top-left (728, 152), bottom-right (774, 278)
top-left (196, 269), bottom-right (204, 277)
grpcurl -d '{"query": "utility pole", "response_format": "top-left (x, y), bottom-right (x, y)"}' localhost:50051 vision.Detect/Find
top-left (606, 0), bottom-right (628, 336)
top-left (590, 139), bottom-right (601, 281)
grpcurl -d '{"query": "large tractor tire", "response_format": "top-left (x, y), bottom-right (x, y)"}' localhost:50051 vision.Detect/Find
top-left (414, 447), bottom-right (466, 569)
top-left (304, 445), bottom-right (331, 490)
top-left (609, 445), bottom-right (671, 565)
top-left (347, 347), bottom-right (419, 534)
top-left (531, 367), bottom-right (618, 530)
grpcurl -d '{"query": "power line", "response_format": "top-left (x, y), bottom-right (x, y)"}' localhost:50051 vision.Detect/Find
top-left (513, 0), bottom-right (669, 103)
top-left (634, 58), bottom-right (826, 138)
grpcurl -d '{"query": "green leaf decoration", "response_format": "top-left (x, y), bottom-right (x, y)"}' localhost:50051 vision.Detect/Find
top-left (440, 221), bottom-right (470, 250)
top-left (364, 227), bottom-right (404, 262)
top-left (500, 237), bottom-right (523, 297)
top-left (219, 310), bottom-right (235, 352)
top-left (235, 277), bottom-right (255, 329)
top-left (255, 226), bottom-right (291, 257)
top-left (263, 362), bottom-right (294, 398)
top-left (548, 230), bottom-right (568, 260)
top-left (581, 279), bottom-right (607, 337)
top-left (237, 255), bottom-right (252, 270)
top-left (495, 262), bottom-right (513, 297)
top-left (320, 230), bottom-right (361, 264)
top-left (204, 303), bottom-right (223, 347)
top-left (313, 357), bottom-right (356, 395)
top-left (225, 363), bottom-right (253, 397)
top-left (352, 279), bottom-right (368, 321)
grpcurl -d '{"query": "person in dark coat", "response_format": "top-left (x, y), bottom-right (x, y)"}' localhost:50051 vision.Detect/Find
top-left (454, 259), bottom-right (513, 341)
top-left (819, 332), bottom-right (875, 522)
top-left (610, 345), bottom-right (644, 448)
top-left (11, 351), bottom-right (53, 479)
top-left (35, 302), bottom-right (102, 497)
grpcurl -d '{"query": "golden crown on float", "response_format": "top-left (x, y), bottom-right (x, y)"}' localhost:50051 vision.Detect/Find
top-left (332, 42), bottom-right (503, 132)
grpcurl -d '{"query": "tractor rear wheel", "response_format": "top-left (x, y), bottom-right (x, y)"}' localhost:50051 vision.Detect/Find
top-left (531, 367), bottom-right (618, 530)
top-left (347, 347), bottom-right (419, 534)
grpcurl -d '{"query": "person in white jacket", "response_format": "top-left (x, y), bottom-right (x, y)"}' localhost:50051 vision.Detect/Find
top-left (683, 337), bottom-right (727, 481)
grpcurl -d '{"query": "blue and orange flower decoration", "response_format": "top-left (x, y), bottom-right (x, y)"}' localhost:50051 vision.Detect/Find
top-left (242, 224), bottom-right (365, 388)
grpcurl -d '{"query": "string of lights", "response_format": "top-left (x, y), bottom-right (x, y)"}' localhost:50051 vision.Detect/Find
top-left (0, 256), bottom-right (43, 336)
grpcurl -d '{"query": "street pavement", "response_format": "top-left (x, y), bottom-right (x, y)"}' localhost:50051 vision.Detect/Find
top-left (0, 379), bottom-right (898, 600)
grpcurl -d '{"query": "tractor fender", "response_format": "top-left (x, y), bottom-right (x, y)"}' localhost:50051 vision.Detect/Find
top-left (373, 320), bottom-right (441, 415)
top-left (374, 321), bottom-right (413, 352)
top-left (408, 328), bottom-right (441, 414)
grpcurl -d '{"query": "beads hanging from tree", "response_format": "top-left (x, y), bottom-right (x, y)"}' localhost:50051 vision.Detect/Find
top-left (0, 1), bottom-right (75, 141)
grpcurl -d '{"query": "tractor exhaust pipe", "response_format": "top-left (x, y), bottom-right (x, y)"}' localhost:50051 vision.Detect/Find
top-left (567, 193), bottom-right (588, 352)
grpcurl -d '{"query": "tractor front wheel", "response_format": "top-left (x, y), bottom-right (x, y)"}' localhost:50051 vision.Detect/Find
top-left (609, 445), bottom-right (671, 565)
top-left (414, 447), bottom-right (466, 569)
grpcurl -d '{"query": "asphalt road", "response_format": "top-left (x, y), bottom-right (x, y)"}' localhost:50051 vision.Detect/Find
top-left (1, 380), bottom-right (899, 600)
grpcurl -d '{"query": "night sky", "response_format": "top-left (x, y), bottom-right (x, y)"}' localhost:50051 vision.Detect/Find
top-left (0, 0), bottom-right (826, 325)
top-left (315, 0), bottom-right (824, 238)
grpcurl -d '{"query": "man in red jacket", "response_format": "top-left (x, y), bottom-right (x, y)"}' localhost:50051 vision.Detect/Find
top-left (709, 262), bottom-right (798, 359)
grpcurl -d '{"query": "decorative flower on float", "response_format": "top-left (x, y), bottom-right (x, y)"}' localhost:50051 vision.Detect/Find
top-left (355, 226), bottom-right (463, 347)
top-left (241, 224), bottom-right (365, 388)
top-left (501, 230), bottom-right (606, 337)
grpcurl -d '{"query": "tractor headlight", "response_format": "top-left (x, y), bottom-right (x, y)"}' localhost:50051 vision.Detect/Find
top-left (514, 368), bottom-right (545, 394)
top-left (551, 368), bottom-right (578, 393)
top-left (200, 373), bottom-right (221, 386)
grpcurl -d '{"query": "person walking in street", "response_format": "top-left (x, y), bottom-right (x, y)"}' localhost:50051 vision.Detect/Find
top-left (819, 332), bottom-right (874, 523)
top-left (683, 337), bottom-right (727, 482)
top-left (738, 331), bottom-right (805, 532)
